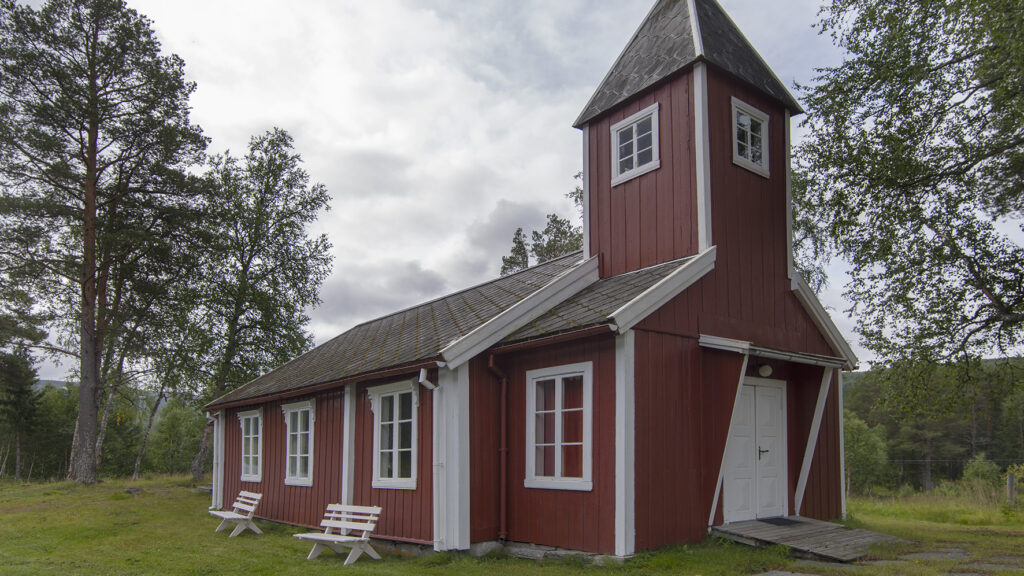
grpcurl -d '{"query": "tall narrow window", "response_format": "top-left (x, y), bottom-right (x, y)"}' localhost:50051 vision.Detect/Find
top-left (525, 362), bottom-right (593, 491)
top-left (369, 381), bottom-right (417, 489)
top-left (732, 97), bottom-right (770, 177)
top-left (610, 103), bottom-right (660, 186)
top-left (282, 399), bottom-right (314, 486)
top-left (238, 409), bottom-right (262, 482)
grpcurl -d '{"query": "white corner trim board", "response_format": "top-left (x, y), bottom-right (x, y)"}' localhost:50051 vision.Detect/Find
top-left (441, 255), bottom-right (600, 367)
top-left (433, 365), bottom-right (470, 551)
top-left (611, 246), bottom-right (717, 333)
top-left (341, 383), bottom-right (356, 506)
top-left (614, 331), bottom-right (636, 557)
top-left (795, 367), bottom-right (833, 514)
top-left (694, 63), bottom-right (713, 252)
top-left (790, 274), bottom-right (858, 369)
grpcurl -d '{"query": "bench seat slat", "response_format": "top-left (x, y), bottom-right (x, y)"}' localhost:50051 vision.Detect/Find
top-left (321, 519), bottom-right (377, 532)
top-left (294, 533), bottom-right (364, 543)
top-left (326, 503), bottom-right (381, 514)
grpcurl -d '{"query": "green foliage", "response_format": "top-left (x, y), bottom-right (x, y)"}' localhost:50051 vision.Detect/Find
top-left (190, 128), bottom-right (332, 403)
top-left (499, 173), bottom-right (583, 275)
top-left (795, 0), bottom-right (1024, 364)
top-left (844, 409), bottom-right (888, 494)
top-left (147, 398), bottom-right (206, 474)
top-left (963, 453), bottom-right (1001, 485)
top-left (0, 350), bottom-right (41, 479)
top-left (500, 228), bottom-right (530, 276)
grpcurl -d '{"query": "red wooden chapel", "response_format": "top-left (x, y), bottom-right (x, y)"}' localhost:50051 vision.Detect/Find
top-left (206, 0), bottom-right (856, 557)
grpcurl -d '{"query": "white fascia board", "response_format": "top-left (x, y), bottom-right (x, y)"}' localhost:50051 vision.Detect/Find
top-left (611, 246), bottom-right (717, 333)
top-left (688, 0), bottom-right (705, 55)
top-left (442, 255), bottom-right (600, 367)
top-left (790, 274), bottom-right (859, 370)
top-left (698, 334), bottom-right (751, 355)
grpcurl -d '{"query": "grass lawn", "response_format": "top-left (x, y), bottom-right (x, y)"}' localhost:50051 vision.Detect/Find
top-left (0, 476), bottom-right (1021, 576)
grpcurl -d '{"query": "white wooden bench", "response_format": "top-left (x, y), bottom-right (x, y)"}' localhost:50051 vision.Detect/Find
top-left (293, 503), bottom-right (383, 564)
top-left (209, 490), bottom-right (263, 537)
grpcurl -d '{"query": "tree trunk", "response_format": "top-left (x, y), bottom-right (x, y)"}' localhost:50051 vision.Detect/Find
top-left (14, 431), bottom-right (21, 481)
top-left (95, 352), bottom-right (126, 470)
top-left (94, 380), bottom-right (117, 470)
top-left (133, 387), bottom-right (165, 480)
top-left (190, 301), bottom-right (245, 483)
top-left (66, 416), bottom-right (80, 480)
top-left (923, 437), bottom-right (933, 491)
top-left (69, 16), bottom-right (102, 485)
top-left (0, 439), bottom-right (9, 478)
top-left (191, 421), bottom-right (213, 483)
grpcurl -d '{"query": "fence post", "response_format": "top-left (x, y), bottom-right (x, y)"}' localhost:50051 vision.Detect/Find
top-left (1009, 473), bottom-right (1017, 506)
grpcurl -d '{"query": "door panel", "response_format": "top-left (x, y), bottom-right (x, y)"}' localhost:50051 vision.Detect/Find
top-left (723, 380), bottom-right (786, 523)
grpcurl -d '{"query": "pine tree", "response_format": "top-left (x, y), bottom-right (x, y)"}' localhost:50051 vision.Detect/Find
top-left (500, 228), bottom-right (530, 276)
top-left (0, 351), bottom-right (41, 480)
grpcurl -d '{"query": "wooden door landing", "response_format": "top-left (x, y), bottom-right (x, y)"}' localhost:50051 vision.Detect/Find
top-left (710, 516), bottom-right (899, 562)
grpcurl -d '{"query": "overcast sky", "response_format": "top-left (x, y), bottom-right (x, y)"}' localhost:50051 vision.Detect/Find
top-left (38, 0), bottom-right (864, 379)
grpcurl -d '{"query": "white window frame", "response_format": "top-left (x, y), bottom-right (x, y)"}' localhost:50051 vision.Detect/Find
top-left (281, 399), bottom-right (315, 487)
top-left (368, 380), bottom-right (418, 490)
top-left (610, 102), bottom-right (661, 186)
top-left (731, 97), bottom-right (770, 178)
top-left (525, 361), bottom-right (594, 491)
top-left (237, 408), bottom-right (262, 482)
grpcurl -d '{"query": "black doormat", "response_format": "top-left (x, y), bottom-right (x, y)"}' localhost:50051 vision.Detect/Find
top-left (759, 517), bottom-right (802, 527)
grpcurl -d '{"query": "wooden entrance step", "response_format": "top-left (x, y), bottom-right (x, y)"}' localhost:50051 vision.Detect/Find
top-left (710, 516), bottom-right (899, 562)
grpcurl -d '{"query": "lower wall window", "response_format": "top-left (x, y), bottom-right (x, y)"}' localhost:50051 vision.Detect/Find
top-left (282, 399), bottom-right (314, 486)
top-left (525, 361), bottom-right (593, 491)
top-left (369, 380), bottom-right (418, 489)
top-left (238, 409), bottom-right (262, 482)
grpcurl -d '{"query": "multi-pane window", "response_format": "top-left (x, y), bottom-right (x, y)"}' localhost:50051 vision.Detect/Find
top-left (610, 103), bottom-right (660, 186)
top-left (732, 97), bottom-right (770, 177)
top-left (370, 381), bottom-right (417, 489)
top-left (238, 409), bottom-right (262, 482)
top-left (525, 362), bottom-right (593, 491)
top-left (282, 400), bottom-right (314, 486)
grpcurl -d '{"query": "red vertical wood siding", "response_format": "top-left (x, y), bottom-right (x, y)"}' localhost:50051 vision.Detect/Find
top-left (352, 378), bottom-right (434, 544)
top-left (799, 372), bottom-right (843, 520)
top-left (632, 67), bottom-right (836, 359)
top-left (588, 70), bottom-right (698, 278)
top-left (491, 334), bottom-right (617, 554)
top-left (469, 356), bottom-right (502, 543)
top-left (221, 389), bottom-right (345, 529)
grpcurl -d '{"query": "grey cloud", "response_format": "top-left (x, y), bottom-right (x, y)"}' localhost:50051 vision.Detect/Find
top-left (309, 259), bottom-right (449, 343)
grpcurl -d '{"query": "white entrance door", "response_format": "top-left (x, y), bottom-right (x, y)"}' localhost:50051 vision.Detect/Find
top-left (723, 378), bottom-right (787, 523)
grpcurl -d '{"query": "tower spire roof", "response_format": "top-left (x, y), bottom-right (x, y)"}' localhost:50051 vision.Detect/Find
top-left (574, 0), bottom-right (802, 128)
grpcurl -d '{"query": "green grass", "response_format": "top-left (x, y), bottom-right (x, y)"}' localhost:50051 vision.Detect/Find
top-left (0, 476), bottom-right (791, 576)
top-left (1, 477), bottom-right (1021, 575)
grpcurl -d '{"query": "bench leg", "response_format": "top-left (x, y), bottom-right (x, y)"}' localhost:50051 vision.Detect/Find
top-left (215, 519), bottom-right (231, 533)
top-left (229, 522), bottom-right (247, 538)
top-left (246, 520), bottom-right (263, 535)
top-left (307, 542), bottom-right (327, 560)
top-left (343, 545), bottom-right (364, 566)
top-left (362, 542), bottom-right (382, 560)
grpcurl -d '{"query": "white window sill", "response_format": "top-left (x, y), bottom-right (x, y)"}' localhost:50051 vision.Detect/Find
top-left (284, 476), bottom-right (313, 487)
top-left (524, 477), bottom-right (593, 492)
top-left (732, 157), bottom-right (769, 178)
top-left (611, 160), bottom-right (660, 187)
top-left (372, 478), bottom-right (417, 490)
top-left (240, 474), bottom-right (261, 483)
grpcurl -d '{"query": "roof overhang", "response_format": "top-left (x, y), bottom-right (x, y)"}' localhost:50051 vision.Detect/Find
top-left (790, 274), bottom-right (858, 370)
top-left (609, 246), bottom-right (717, 333)
top-left (441, 255), bottom-right (601, 368)
top-left (699, 334), bottom-right (848, 369)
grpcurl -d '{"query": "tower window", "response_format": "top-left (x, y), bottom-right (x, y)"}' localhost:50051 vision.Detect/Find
top-left (732, 97), bottom-right (770, 178)
top-left (610, 103), bottom-right (660, 186)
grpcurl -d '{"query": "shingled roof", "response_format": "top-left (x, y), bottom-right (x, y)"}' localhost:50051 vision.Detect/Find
top-left (504, 255), bottom-right (695, 343)
top-left (208, 252), bottom-right (585, 408)
top-left (574, 0), bottom-right (802, 128)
